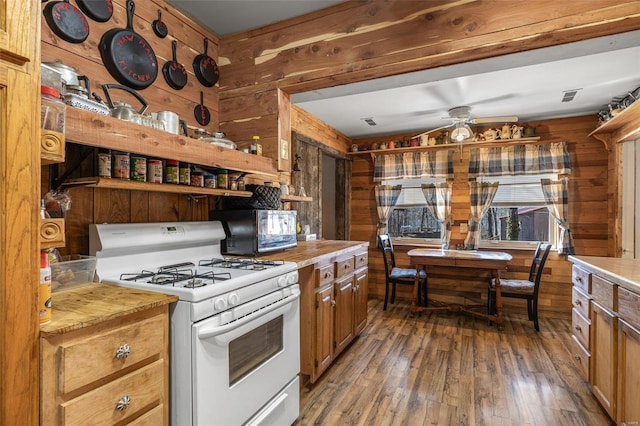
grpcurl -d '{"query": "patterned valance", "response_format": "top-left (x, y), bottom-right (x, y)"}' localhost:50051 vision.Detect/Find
top-left (468, 142), bottom-right (571, 178)
top-left (373, 150), bottom-right (454, 181)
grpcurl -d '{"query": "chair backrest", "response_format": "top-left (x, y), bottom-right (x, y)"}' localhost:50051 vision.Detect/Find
top-left (377, 234), bottom-right (396, 277)
top-left (529, 242), bottom-right (552, 289)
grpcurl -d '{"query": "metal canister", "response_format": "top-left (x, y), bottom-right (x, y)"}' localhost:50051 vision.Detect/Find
top-left (204, 174), bottom-right (217, 188)
top-left (190, 172), bottom-right (204, 187)
top-left (147, 159), bottom-right (163, 183)
top-left (165, 160), bottom-right (179, 184)
top-left (217, 169), bottom-right (228, 189)
top-left (130, 156), bottom-right (147, 182)
top-left (179, 163), bottom-right (190, 185)
top-left (97, 149), bottom-right (112, 178)
top-left (112, 152), bottom-right (130, 179)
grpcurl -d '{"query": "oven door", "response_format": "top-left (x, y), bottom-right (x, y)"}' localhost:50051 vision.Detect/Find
top-left (192, 287), bottom-right (300, 426)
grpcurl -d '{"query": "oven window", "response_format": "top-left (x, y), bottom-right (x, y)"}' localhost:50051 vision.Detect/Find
top-left (228, 315), bottom-right (283, 386)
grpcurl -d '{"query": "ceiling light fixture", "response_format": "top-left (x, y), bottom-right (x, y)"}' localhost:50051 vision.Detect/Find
top-left (450, 122), bottom-right (473, 142)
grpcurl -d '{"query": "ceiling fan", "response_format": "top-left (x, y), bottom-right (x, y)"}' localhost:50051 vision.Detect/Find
top-left (413, 106), bottom-right (518, 142)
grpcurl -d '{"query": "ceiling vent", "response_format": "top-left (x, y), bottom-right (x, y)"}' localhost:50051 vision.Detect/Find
top-left (361, 117), bottom-right (377, 126)
top-left (561, 89), bottom-right (582, 103)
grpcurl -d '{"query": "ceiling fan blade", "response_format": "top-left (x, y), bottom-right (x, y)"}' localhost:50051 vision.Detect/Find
top-left (470, 116), bottom-right (518, 124)
top-left (412, 123), bottom-right (453, 139)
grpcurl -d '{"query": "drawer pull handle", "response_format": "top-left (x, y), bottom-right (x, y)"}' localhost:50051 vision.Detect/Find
top-left (574, 354), bottom-right (581, 361)
top-left (576, 277), bottom-right (583, 283)
top-left (331, 300), bottom-right (336, 307)
top-left (115, 395), bottom-right (131, 411)
top-left (575, 299), bottom-right (582, 306)
top-left (325, 272), bottom-right (332, 279)
top-left (574, 325), bottom-right (582, 332)
top-left (344, 264), bottom-right (349, 270)
top-left (115, 344), bottom-right (131, 359)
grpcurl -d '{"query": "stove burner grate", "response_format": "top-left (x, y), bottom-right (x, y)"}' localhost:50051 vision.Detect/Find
top-left (199, 258), bottom-right (285, 271)
top-left (120, 262), bottom-right (232, 287)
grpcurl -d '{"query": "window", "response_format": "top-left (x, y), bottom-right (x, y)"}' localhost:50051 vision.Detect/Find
top-left (479, 174), bottom-right (557, 246)
top-left (383, 178), bottom-right (443, 241)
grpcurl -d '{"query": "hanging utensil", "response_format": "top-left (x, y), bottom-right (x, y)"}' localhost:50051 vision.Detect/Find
top-left (76, 0), bottom-right (113, 23)
top-left (42, 0), bottom-right (90, 43)
top-left (194, 91), bottom-right (210, 126)
top-left (152, 9), bottom-right (168, 38)
top-left (193, 38), bottom-right (219, 87)
top-left (162, 40), bottom-right (187, 90)
top-left (99, 0), bottom-right (158, 90)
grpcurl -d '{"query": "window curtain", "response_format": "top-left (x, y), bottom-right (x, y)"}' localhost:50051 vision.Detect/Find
top-left (468, 142), bottom-right (571, 178)
top-left (374, 185), bottom-right (402, 237)
top-left (374, 150), bottom-right (454, 181)
top-left (541, 178), bottom-right (576, 255)
top-left (421, 182), bottom-right (453, 248)
top-left (464, 181), bottom-right (499, 250)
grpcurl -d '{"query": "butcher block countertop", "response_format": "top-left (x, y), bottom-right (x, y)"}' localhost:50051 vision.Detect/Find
top-left (569, 255), bottom-right (640, 293)
top-left (259, 240), bottom-right (370, 268)
top-left (40, 283), bottom-right (178, 336)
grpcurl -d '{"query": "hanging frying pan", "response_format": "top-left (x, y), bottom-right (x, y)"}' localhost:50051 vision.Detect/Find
top-left (162, 40), bottom-right (187, 90)
top-left (152, 10), bottom-right (168, 38)
top-left (194, 91), bottom-right (210, 126)
top-left (193, 38), bottom-right (219, 87)
top-left (42, 0), bottom-right (90, 44)
top-left (99, 0), bottom-right (157, 90)
top-left (76, 0), bottom-right (113, 23)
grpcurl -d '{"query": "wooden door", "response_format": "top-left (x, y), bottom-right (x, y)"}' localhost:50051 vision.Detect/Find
top-left (314, 285), bottom-right (333, 381)
top-left (618, 318), bottom-right (640, 424)
top-left (333, 275), bottom-right (354, 356)
top-left (353, 269), bottom-right (368, 335)
top-left (590, 301), bottom-right (617, 420)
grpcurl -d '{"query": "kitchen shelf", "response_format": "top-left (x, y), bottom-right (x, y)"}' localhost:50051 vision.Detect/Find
top-left (281, 194), bottom-right (312, 203)
top-left (41, 129), bottom-right (65, 164)
top-left (588, 100), bottom-right (640, 150)
top-left (347, 136), bottom-right (542, 157)
top-left (64, 108), bottom-right (279, 177)
top-left (61, 177), bottom-right (254, 197)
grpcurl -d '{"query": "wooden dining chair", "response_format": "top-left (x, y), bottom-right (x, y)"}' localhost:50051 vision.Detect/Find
top-left (487, 242), bottom-right (552, 331)
top-left (378, 234), bottom-right (427, 310)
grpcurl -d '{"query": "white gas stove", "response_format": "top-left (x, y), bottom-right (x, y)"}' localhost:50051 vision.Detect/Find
top-left (90, 221), bottom-right (301, 426)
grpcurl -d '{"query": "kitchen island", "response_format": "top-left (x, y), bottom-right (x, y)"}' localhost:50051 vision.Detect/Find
top-left (262, 240), bottom-right (370, 385)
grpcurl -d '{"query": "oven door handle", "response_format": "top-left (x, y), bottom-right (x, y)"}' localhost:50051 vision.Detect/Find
top-left (197, 291), bottom-right (299, 341)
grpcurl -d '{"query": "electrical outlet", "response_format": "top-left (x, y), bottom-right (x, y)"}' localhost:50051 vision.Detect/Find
top-left (459, 223), bottom-right (468, 234)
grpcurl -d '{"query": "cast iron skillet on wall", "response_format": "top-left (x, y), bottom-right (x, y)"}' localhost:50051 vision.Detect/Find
top-left (99, 0), bottom-right (157, 90)
top-left (193, 38), bottom-right (219, 87)
top-left (76, 0), bottom-right (113, 22)
top-left (162, 40), bottom-right (187, 90)
top-left (42, 0), bottom-right (90, 43)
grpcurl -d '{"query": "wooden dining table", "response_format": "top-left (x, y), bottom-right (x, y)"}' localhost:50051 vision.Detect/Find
top-left (407, 248), bottom-right (513, 328)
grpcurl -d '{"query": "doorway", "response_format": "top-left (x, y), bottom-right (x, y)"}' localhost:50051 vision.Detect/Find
top-left (621, 139), bottom-right (639, 259)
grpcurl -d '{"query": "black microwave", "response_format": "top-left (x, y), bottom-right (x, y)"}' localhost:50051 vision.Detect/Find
top-left (209, 209), bottom-right (297, 256)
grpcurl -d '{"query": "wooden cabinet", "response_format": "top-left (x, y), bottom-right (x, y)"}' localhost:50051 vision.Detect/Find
top-left (569, 256), bottom-right (640, 425)
top-left (298, 245), bottom-right (369, 384)
top-left (40, 285), bottom-right (176, 426)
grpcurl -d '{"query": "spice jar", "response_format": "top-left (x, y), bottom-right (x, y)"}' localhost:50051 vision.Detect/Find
top-left (97, 149), bottom-right (112, 178)
top-left (217, 169), bottom-right (228, 189)
top-left (165, 160), bottom-right (179, 184)
top-left (190, 171), bottom-right (204, 187)
top-left (130, 156), bottom-right (147, 182)
top-left (204, 174), bottom-right (217, 188)
top-left (112, 152), bottom-right (130, 180)
top-left (237, 176), bottom-right (245, 191)
top-left (179, 162), bottom-right (190, 185)
top-left (41, 85), bottom-right (66, 133)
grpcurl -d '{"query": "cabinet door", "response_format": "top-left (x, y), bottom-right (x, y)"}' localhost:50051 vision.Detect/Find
top-left (314, 285), bottom-right (334, 380)
top-left (591, 301), bottom-right (617, 420)
top-left (618, 319), bottom-right (640, 424)
top-left (354, 269), bottom-right (368, 335)
top-left (333, 275), bottom-right (354, 356)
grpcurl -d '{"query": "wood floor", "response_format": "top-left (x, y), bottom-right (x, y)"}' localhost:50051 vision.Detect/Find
top-left (297, 299), bottom-right (613, 426)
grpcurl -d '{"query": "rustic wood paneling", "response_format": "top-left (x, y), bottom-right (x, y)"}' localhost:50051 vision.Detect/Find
top-left (291, 104), bottom-right (351, 153)
top-left (351, 115), bottom-right (609, 318)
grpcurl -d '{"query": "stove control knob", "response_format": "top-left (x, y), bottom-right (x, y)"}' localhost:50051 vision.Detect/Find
top-left (214, 297), bottom-right (227, 311)
top-left (228, 293), bottom-right (240, 306)
top-left (287, 273), bottom-right (297, 285)
top-left (277, 276), bottom-right (288, 287)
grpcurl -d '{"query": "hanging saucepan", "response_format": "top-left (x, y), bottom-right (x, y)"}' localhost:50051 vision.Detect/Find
top-left (194, 91), bottom-right (210, 126)
top-left (42, 0), bottom-right (90, 44)
top-left (162, 40), bottom-right (187, 90)
top-left (193, 38), bottom-right (219, 87)
top-left (99, 0), bottom-right (157, 90)
top-left (76, 0), bottom-right (113, 23)
top-left (152, 10), bottom-right (168, 38)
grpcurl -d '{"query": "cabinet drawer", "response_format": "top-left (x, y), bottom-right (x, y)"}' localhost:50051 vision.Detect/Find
top-left (572, 307), bottom-right (590, 349)
top-left (618, 286), bottom-right (640, 330)
top-left (60, 360), bottom-right (164, 426)
top-left (572, 286), bottom-right (591, 320)
top-left (316, 264), bottom-right (334, 287)
top-left (572, 265), bottom-right (591, 294)
top-left (354, 251), bottom-right (368, 270)
top-left (59, 313), bottom-right (166, 395)
top-left (335, 256), bottom-right (355, 278)
top-left (127, 404), bottom-right (165, 425)
top-left (570, 334), bottom-right (590, 380)
top-left (591, 275), bottom-right (616, 312)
